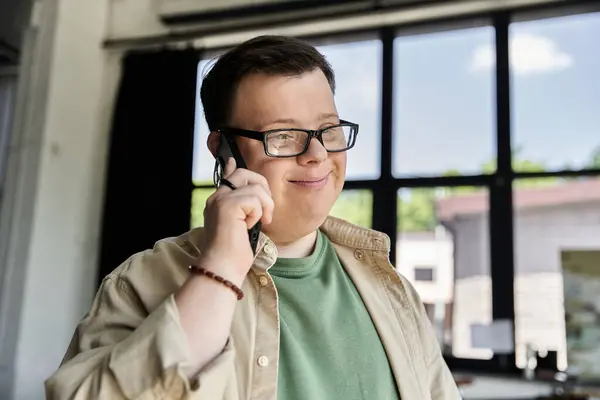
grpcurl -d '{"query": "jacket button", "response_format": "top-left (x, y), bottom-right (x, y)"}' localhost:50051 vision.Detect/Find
top-left (263, 244), bottom-right (275, 254)
top-left (259, 275), bottom-right (269, 286)
top-left (354, 249), bottom-right (364, 260)
top-left (257, 356), bottom-right (269, 367)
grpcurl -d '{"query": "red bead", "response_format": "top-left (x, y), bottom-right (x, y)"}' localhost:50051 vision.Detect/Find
top-left (189, 265), bottom-right (244, 301)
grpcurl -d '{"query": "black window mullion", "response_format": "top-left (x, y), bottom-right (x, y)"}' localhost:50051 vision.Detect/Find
top-left (490, 11), bottom-right (516, 366)
top-left (373, 26), bottom-right (397, 263)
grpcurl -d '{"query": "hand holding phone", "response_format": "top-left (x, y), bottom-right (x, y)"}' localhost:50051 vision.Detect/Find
top-left (197, 136), bottom-right (274, 280)
top-left (215, 134), bottom-right (263, 254)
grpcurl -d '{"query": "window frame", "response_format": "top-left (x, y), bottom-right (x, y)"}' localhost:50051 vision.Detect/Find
top-left (414, 266), bottom-right (436, 282)
top-left (191, 0), bottom-right (600, 375)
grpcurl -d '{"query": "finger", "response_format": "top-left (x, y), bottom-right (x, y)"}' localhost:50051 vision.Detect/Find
top-left (218, 193), bottom-right (263, 229)
top-left (224, 184), bottom-right (274, 226)
top-left (242, 184), bottom-right (274, 225)
top-left (223, 157), bottom-right (236, 178)
top-left (226, 168), bottom-right (272, 197)
top-left (240, 196), bottom-right (264, 229)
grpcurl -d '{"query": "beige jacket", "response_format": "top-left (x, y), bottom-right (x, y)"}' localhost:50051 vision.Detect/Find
top-left (45, 216), bottom-right (461, 400)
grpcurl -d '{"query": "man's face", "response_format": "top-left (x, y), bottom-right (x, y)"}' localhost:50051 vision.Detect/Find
top-left (229, 69), bottom-right (346, 243)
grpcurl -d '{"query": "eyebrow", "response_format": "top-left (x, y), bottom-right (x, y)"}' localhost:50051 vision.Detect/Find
top-left (266, 118), bottom-right (297, 126)
top-left (263, 113), bottom-right (340, 127)
top-left (319, 113), bottom-right (340, 121)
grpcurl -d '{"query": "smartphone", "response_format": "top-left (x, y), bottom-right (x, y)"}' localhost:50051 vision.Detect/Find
top-left (217, 133), bottom-right (262, 255)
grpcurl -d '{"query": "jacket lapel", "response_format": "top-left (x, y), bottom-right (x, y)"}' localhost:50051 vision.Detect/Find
top-left (333, 243), bottom-right (427, 400)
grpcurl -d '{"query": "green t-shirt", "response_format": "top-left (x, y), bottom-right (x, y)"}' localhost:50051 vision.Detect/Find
top-left (269, 230), bottom-right (401, 400)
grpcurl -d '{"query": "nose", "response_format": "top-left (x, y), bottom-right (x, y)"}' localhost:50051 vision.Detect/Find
top-left (297, 136), bottom-right (327, 165)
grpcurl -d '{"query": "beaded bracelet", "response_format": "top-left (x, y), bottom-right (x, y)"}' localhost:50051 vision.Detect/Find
top-left (189, 265), bottom-right (244, 300)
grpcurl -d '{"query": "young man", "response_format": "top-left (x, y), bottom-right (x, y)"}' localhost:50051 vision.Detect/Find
top-left (46, 35), bottom-right (460, 399)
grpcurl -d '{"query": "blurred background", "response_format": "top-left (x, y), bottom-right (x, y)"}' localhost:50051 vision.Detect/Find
top-left (1, 0), bottom-right (600, 399)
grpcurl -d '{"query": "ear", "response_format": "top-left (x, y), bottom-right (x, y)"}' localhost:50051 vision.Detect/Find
top-left (207, 131), bottom-right (221, 158)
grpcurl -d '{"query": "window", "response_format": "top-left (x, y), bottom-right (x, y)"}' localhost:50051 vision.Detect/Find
top-left (317, 39), bottom-right (382, 180)
top-left (193, 58), bottom-right (218, 186)
top-left (187, 7), bottom-right (600, 375)
top-left (393, 25), bottom-right (496, 178)
top-left (561, 249), bottom-right (600, 381)
top-left (511, 12), bottom-right (600, 173)
top-left (191, 58), bottom-right (219, 229)
top-left (191, 187), bottom-right (214, 228)
top-left (510, 11), bottom-right (600, 372)
top-left (414, 266), bottom-right (435, 281)
top-left (513, 177), bottom-right (600, 371)
top-left (0, 74), bottom-right (17, 284)
top-left (0, 75), bottom-right (16, 188)
top-left (329, 189), bottom-right (373, 228)
top-left (397, 187), bottom-right (492, 359)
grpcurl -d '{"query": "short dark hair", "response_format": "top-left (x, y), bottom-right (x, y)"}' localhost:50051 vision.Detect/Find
top-left (200, 35), bottom-right (336, 131)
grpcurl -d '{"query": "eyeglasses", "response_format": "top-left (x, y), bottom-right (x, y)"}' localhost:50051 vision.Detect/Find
top-left (217, 120), bottom-right (359, 158)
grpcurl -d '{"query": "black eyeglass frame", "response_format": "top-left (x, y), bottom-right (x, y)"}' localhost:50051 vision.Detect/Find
top-left (217, 119), bottom-right (359, 158)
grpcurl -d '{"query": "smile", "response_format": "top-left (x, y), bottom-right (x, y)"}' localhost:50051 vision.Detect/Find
top-left (289, 173), bottom-right (330, 188)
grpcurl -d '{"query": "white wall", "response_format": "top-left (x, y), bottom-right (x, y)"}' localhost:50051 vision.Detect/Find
top-left (106, 0), bottom-right (276, 42)
top-left (514, 202), bottom-right (600, 370)
top-left (108, 0), bottom-right (168, 42)
top-left (0, 2), bottom-right (63, 396)
top-left (396, 229), bottom-right (454, 305)
top-left (105, 0), bottom-right (563, 49)
top-left (450, 202), bottom-right (600, 367)
top-left (0, 0), bottom-right (121, 398)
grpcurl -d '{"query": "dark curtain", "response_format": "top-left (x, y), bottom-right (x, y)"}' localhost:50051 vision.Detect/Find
top-left (97, 49), bottom-right (199, 284)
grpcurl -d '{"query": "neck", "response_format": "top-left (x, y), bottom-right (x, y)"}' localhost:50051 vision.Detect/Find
top-left (273, 230), bottom-right (318, 258)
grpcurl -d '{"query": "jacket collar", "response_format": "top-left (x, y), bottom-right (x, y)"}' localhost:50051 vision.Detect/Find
top-left (251, 215), bottom-right (391, 256)
top-left (319, 216), bottom-right (391, 254)
top-left (183, 215), bottom-right (391, 260)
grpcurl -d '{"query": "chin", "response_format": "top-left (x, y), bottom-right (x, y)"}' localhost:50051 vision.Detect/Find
top-left (270, 208), bottom-right (329, 237)
top-left (301, 209), bottom-right (332, 228)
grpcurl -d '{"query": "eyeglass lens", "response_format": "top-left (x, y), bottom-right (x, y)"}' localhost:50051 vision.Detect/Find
top-left (266, 125), bottom-right (355, 156)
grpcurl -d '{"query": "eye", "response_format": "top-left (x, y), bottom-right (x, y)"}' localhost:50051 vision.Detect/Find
top-left (322, 126), bottom-right (343, 139)
top-left (273, 133), bottom-right (293, 141)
